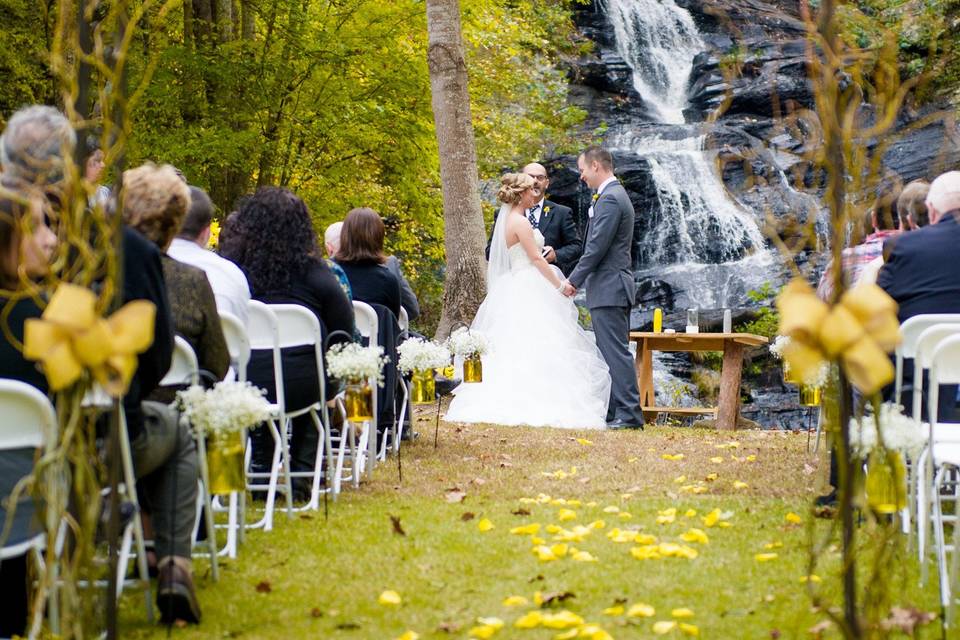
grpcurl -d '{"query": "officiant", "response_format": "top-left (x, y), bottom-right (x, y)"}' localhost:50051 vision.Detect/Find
top-left (485, 162), bottom-right (581, 276)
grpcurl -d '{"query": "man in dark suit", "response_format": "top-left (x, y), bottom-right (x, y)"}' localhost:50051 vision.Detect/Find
top-left (486, 162), bottom-right (581, 276)
top-left (563, 146), bottom-right (645, 429)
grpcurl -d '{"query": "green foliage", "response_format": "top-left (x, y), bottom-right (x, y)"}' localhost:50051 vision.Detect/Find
top-left (0, 0), bottom-right (588, 335)
top-left (736, 282), bottom-right (779, 340)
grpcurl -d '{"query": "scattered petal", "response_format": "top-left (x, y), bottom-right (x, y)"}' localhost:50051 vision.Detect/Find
top-left (679, 622), bottom-right (700, 636)
top-left (733, 481), bottom-right (749, 490)
top-left (755, 553), bottom-right (778, 562)
top-left (533, 545), bottom-right (557, 562)
top-left (558, 509), bottom-right (577, 522)
top-left (576, 438), bottom-right (594, 446)
top-left (514, 611), bottom-right (543, 629)
top-left (550, 543), bottom-right (569, 558)
top-left (785, 512), bottom-right (803, 525)
top-left (634, 533), bottom-right (658, 545)
top-left (627, 603), bottom-right (656, 618)
top-left (603, 605), bottom-right (625, 616)
top-left (701, 509), bottom-right (721, 528)
top-left (653, 620), bottom-right (678, 634)
top-left (394, 632), bottom-right (419, 640)
top-left (588, 520), bottom-right (606, 529)
top-left (764, 541), bottom-right (783, 550)
top-left (378, 590), bottom-right (402, 606)
top-left (746, 454), bottom-right (757, 462)
top-left (680, 528), bottom-right (709, 544)
top-left (618, 512), bottom-right (633, 520)
top-left (478, 518), bottom-right (494, 532)
top-left (673, 475), bottom-right (687, 484)
top-left (510, 523), bottom-right (541, 536)
top-left (709, 456), bottom-right (724, 463)
top-left (799, 575), bottom-right (822, 583)
top-left (684, 509), bottom-right (697, 518)
top-left (662, 453), bottom-right (685, 461)
top-left (671, 608), bottom-right (695, 618)
top-left (630, 545), bottom-right (661, 560)
top-left (503, 595), bottom-right (529, 607)
top-left (541, 610), bottom-right (585, 629)
top-left (572, 550), bottom-right (598, 562)
top-left (603, 506), bottom-right (620, 514)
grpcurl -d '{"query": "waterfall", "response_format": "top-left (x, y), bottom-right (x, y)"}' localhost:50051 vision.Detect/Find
top-left (601, 0), bottom-right (775, 310)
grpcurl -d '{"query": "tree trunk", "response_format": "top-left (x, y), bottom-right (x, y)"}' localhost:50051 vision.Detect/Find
top-left (425, 0), bottom-right (487, 339)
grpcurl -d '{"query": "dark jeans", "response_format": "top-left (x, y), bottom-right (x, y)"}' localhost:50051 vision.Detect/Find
top-left (131, 402), bottom-right (198, 560)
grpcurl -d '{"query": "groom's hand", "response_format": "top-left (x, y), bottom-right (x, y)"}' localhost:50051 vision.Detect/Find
top-left (560, 280), bottom-right (576, 297)
top-left (542, 246), bottom-right (556, 263)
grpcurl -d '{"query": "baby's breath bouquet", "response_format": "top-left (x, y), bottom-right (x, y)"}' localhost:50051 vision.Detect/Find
top-left (446, 327), bottom-right (488, 358)
top-left (397, 337), bottom-right (450, 373)
top-left (177, 380), bottom-right (272, 436)
top-left (326, 342), bottom-right (388, 386)
top-left (769, 335), bottom-right (790, 359)
top-left (848, 403), bottom-right (926, 458)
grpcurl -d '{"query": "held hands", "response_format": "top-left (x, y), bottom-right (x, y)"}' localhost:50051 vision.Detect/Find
top-left (558, 280), bottom-right (577, 297)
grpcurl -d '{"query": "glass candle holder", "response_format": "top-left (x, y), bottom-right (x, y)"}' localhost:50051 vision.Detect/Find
top-left (206, 430), bottom-right (246, 495)
top-left (412, 368), bottom-right (437, 404)
top-left (345, 379), bottom-right (374, 424)
top-left (463, 354), bottom-right (483, 383)
top-left (685, 308), bottom-right (699, 334)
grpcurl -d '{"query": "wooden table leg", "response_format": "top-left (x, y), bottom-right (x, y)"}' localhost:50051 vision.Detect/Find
top-left (635, 339), bottom-right (657, 424)
top-left (717, 341), bottom-right (744, 431)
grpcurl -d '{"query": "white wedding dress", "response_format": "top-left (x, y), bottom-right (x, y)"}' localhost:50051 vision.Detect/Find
top-left (444, 207), bottom-right (611, 429)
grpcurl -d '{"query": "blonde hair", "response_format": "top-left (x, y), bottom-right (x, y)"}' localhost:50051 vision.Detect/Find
top-left (898, 180), bottom-right (930, 228)
top-left (121, 163), bottom-right (191, 249)
top-left (497, 172), bottom-right (535, 205)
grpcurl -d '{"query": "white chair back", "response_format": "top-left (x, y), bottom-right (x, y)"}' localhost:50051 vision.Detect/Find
top-left (270, 304), bottom-right (327, 404)
top-left (353, 301), bottom-right (379, 343)
top-left (247, 300), bottom-right (285, 412)
top-left (0, 379), bottom-right (54, 450)
top-left (159, 336), bottom-right (200, 387)
top-left (220, 312), bottom-right (250, 382)
top-left (912, 324), bottom-right (960, 419)
top-left (896, 314), bottom-right (960, 400)
top-left (398, 306), bottom-right (409, 337)
top-left (929, 335), bottom-right (960, 429)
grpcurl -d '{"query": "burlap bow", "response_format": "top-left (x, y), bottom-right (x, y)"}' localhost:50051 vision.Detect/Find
top-left (776, 278), bottom-right (900, 395)
top-left (24, 283), bottom-right (156, 396)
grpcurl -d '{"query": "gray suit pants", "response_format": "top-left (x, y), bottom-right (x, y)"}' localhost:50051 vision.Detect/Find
top-left (591, 306), bottom-right (644, 425)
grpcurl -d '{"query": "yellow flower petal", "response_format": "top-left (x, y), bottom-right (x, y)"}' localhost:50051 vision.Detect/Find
top-left (627, 603), bottom-right (656, 618)
top-left (602, 605), bottom-right (625, 616)
top-left (733, 481), bottom-right (749, 489)
top-left (653, 620), bottom-right (678, 634)
top-left (634, 533), bottom-right (658, 545)
top-left (477, 617), bottom-right (504, 628)
top-left (671, 608), bottom-right (695, 618)
top-left (510, 523), bottom-right (541, 536)
top-left (785, 512), bottom-right (802, 524)
top-left (533, 545), bottom-right (557, 562)
top-left (684, 509), bottom-right (697, 518)
top-left (630, 545), bottom-right (661, 560)
top-left (468, 625), bottom-right (499, 639)
top-left (746, 454), bottom-right (757, 462)
top-left (554, 630), bottom-right (579, 640)
top-left (618, 512), bottom-right (633, 520)
top-left (673, 475), bottom-right (687, 484)
top-left (395, 632), bottom-right (419, 640)
top-left (571, 550), bottom-right (597, 562)
top-left (662, 453), bottom-right (685, 461)
top-left (478, 518), bottom-right (494, 532)
top-left (514, 610), bottom-right (543, 628)
top-left (378, 590), bottom-right (402, 605)
top-left (541, 610), bottom-right (584, 629)
top-left (701, 509), bottom-right (720, 527)
top-left (550, 543), bottom-right (569, 558)
top-left (764, 541), bottom-right (783, 550)
top-left (799, 574), bottom-right (822, 583)
top-left (588, 520), bottom-right (606, 529)
top-left (679, 622), bottom-right (700, 636)
top-left (709, 456), bottom-right (723, 463)
top-left (755, 553), bottom-right (778, 562)
top-left (576, 438), bottom-right (593, 446)
top-left (546, 524), bottom-right (563, 534)
top-left (558, 508), bottom-right (577, 522)
top-left (680, 528), bottom-right (709, 545)
top-left (602, 505), bottom-right (620, 514)
top-left (502, 595), bottom-right (528, 607)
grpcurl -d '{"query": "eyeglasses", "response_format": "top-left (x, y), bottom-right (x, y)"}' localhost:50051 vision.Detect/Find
top-left (526, 173), bottom-right (548, 181)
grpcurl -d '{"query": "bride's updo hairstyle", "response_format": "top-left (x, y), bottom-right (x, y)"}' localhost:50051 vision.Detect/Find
top-left (498, 172), bottom-right (535, 205)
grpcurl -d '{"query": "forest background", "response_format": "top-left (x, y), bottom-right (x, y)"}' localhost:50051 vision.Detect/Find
top-left (2, 0), bottom-right (960, 333)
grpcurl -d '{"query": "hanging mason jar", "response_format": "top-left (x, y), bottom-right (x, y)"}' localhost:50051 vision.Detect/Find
top-left (798, 384), bottom-right (821, 406)
top-left (412, 368), bottom-right (436, 404)
top-left (206, 430), bottom-right (246, 495)
top-left (865, 449), bottom-right (907, 514)
top-left (783, 363), bottom-right (801, 385)
top-left (345, 379), bottom-right (374, 424)
top-left (463, 354), bottom-right (483, 383)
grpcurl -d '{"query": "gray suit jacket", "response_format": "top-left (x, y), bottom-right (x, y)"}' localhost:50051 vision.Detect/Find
top-left (385, 255), bottom-right (420, 321)
top-left (567, 181), bottom-right (637, 309)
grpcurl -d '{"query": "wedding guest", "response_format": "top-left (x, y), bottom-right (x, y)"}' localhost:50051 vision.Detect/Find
top-left (84, 144), bottom-right (111, 206)
top-left (223, 187), bottom-right (354, 485)
top-left (122, 164), bottom-right (229, 383)
top-left (336, 207), bottom-right (402, 318)
top-left (167, 186), bottom-right (251, 326)
top-left (0, 179), bottom-right (57, 638)
top-left (897, 179), bottom-right (931, 231)
top-left (2, 106), bottom-right (201, 624)
top-left (322, 220), bottom-right (353, 300)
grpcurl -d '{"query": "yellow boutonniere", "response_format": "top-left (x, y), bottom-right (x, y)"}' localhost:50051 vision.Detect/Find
top-left (592, 193), bottom-right (599, 202)
top-left (543, 206), bottom-right (551, 216)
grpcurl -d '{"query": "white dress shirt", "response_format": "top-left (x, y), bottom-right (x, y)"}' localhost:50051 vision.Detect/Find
top-left (167, 238), bottom-right (251, 326)
top-left (596, 176), bottom-right (618, 196)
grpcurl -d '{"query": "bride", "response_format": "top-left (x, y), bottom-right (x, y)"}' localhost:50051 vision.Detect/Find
top-left (444, 173), bottom-right (612, 429)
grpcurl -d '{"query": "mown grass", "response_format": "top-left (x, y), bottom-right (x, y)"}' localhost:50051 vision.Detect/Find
top-left (120, 414), bottom-right (940, 639)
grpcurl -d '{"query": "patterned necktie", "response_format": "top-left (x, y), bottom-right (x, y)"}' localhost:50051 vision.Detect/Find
top-left (527, 203), bottom-right (541, 229)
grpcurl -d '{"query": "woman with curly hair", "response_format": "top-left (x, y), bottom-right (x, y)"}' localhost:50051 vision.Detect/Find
top-left (223, 187), bottom-right (354, 486)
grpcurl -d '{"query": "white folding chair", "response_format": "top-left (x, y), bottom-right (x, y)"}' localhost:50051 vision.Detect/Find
top-left (926, 335), bottom-right (960, 621)
top-left (350, 301), bottom-right (379, 477)
top-left (394, 308), bottom-right (412, 454)
top-left (896, 315), bottom-right (960, 404)
top-left (159, 337), bottom-right (220, 582)
top-left (215, 311), bottom-right (249, 556)
top-left (0, 380), bottom-right (57, 632)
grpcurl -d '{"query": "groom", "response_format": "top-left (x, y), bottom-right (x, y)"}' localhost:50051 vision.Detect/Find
top-left (562, 146), bottom-right (645, 430)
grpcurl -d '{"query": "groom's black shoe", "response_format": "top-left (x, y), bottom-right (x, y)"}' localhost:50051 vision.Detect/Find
top-left (606, 419), bottom-right (644, 431)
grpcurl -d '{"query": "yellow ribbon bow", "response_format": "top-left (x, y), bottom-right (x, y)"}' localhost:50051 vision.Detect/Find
top-left (776, 278), bottom-right (900, 395)
top-left (24, 283), bottom-right (156, 396)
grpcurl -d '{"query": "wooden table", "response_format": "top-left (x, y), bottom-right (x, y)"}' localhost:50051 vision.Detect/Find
top-left (629, 332), bottom-right (769, 431)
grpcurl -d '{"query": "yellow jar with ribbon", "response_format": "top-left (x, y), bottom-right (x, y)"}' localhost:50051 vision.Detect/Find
top-left (865, 450), bottom-right (907, 514)
top-left (463, 355), bottom-right (482, 383)
top-left (412, 368), bottom-right (436, 404)
top-left (345, 379), bottom-right (374, 425)
top-left (206, 430), bottom-right (246, 495)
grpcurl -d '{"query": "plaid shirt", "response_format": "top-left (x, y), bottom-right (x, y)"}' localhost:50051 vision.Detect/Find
top-left (816, 230), bottom-right (900, 301)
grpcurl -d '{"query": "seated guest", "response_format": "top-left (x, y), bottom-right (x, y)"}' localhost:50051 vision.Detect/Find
top-left (167, 186), bottom-right (251, 326)
top-left (2, 106), bottom-right (201, 624)
top-left (335, 207), bottom-right (402, 318)
top-left (122, 164), bottom-right (229, 385)
top-left (322, 220), bottom-right (353, 300)
top-left (0, 179), bottom-right (57, 638)
top-left (897, 179), bottom-right (931, 231)
top-left (222, 187), bottom-right (354, 484)
top-left (84, 143), bottom-right (111, 206)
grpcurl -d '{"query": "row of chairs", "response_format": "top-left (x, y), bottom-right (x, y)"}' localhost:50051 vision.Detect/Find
top-left (0, 298), bottom-right (412, 634)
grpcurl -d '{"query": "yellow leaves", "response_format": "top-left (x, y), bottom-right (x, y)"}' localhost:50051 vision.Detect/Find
top-left (571, 550), bottom-right (598, 562)
top-left (558, 508), bottom-right (577, 522)
top-left (745, 454), bottom-right (757, 462)
top-left (602, 605), bottom-right (624, 616)
top-left (671, 608), bottom-right (695, 618)
top-left (701, 509), bottom-right (720, 527)
top-left (378, 590), bottom-right (402, 606)
top-left (551, 543), bottom-right (569, 558)
top-left (469, 617), bottom-right (504, 638)
top-left (680, 623), bottom-right (700, 636)
top-left (704, 473), bottom-right (718, 482)
top-left (785, 512), bottom-right (803, 525)
top-left (620, 493), bottom-right (634, 501)
top-left (579, 624), bottom-right (614, 640)
top-left (715, 441), bottom-right (740, 449)
top-left (546, 524), bottom-right (563, 534)
top-left (478, 518), bottom-right (494, 532)
top-left (673, 475), bottom-right (687, 484)
top-left (631, 543), bottom-right (698, 560)
top-left (576, 438), bottom-right (593, 446)
top-left (542, 467), bottom-right (578, 479)
top-left (587, 520), bottom-right (606, 530)
top-left (510, 523), bottom-right (541, 536)
top-left (626, 603), bottom-right (656, 618)
top-left (657, 508), bottom-right (677, 525)
top-left (533, 545), bottom-right (558, 562)
top-left (709, 456), bottom-right (724, 464)
top-left (630, 545), bottom-right (662, 560)
top-left (732, 481), bottom-right (749, 490)
top-left (606, 528), bottom-right (636, 543)
top-left (679, 483), bottom-right (708, 494)
top-left (764, 541), bottom-right (783, 550)
top-left (541, 610), bottom-right (585, 629)
top-left (634, 533), bottom-right (658, 545)
top-left (394, 632), bottom-right (419, 640)
top-left (514, 611), bottom-right (543, 629)
top-left (684, 509), bottom-right (697, 518)
top-left (662, 453), bottom-right (685, 461)
top-left (680, 528), bottom-right (709, 545)
top-left (617, 512), bottom-right (633, 520)
top-left (653, 620), bottom-right (677, 634)
top-left (503, 595), bottom-right (528, 607)
top-left (755, 553), bottom-right (779, 562)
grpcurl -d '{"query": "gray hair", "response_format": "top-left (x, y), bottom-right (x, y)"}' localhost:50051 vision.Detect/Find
top-left (0, 105), bottom-right (76, 185)
top-left (324, 221), bottom-right (343, 254)
top-left (927, 171), bottom-right (960, 216)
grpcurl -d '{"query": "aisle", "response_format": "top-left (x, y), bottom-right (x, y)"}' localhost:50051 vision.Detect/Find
top-left (121, 419), bottom-right (937, 638)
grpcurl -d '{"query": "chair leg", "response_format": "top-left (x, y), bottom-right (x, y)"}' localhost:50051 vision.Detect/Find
top-left (934, 466), bottom-right (952, 613)
top-left (262, 418), bottom-right (284, 532)
top-left (118, 408), bottom-right (154, 622)
top-left (280, 417), bottom-right (295, 519)
top-left (307, 409), bottom-right (326, 511)
top-left (195, 436), bottom-right (220, 582)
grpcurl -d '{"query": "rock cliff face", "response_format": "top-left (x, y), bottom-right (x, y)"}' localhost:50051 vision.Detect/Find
top-left (547, 0), bottom-right (960, 324)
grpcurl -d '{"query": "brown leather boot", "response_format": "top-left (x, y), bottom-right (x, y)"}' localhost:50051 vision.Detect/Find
top-left (157, 560), bottom-right (202, 624)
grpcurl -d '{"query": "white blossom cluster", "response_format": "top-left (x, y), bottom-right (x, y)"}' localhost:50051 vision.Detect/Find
top-left (397, 337), bottom-right (450, 373)
top-left (848, 403), bottom-right (927, 458)
top-left (769, 335), bottom-right (790, 359)
top-left (177, 381), bottom-right (272, 436)
top-left (325, 342), bottom-right (388, 386)
top-left (446, 327), bottom-right (488, 357)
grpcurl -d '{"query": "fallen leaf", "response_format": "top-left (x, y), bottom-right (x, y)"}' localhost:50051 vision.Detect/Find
top-left (378, 590), bottom-right (402, 606)
top-left (310, 607), bottom-right (323, 618)
top-left (461, 512), bottom-right (475, 521)
top-left (627, 602), bottom-right (656, 617)
top-left (478, 518), bottom-right (494, 532)
top-left (445, 488), bottom-right (467, 503)
top-left (255, 581), bottom-right (272, 593)
top-left (755, 553), bottom-right (778, 562)
top-left (709, 456), bottom-right (724, 463)
top-left (436, 621), bottom-right (461, 633)
top-left (770, 630), bottom-right (781, 639)
top-left (538, 590), bottom-right (576, 607)
top-left (389, 514), bottom-right (406, 536)
top-left (576, 438), bottom-right (594, 446)
top-left (879, 606), bottom-right (936, 634)
top-left (511, 507), bottom-right (531, 516)
top-left (679, 622), bottom-right (700, 636)
top-left (603, 605), bottom-right (625, 616)
top-left (662, 453), bottom-right (685, 461)
top-left (510, 523), bottom-right (541, 536)
top-left (502, 595), bottom-right (529, 607)
top-left (394, 632), bottom-right (419, 640)
top-left (733, 481), bottom-right (749, 489)
top-left (653, 620), bottom-right (677, 634)
top-left (785, 512), bottom-right (802, 525)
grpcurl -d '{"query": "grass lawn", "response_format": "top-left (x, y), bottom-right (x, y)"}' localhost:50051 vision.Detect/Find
top-left (120, 412), bottom-right (941, 639)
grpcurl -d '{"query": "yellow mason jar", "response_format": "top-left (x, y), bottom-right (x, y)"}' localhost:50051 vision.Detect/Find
top-left (345, 379), bottom-right (374, 424)
top-left (798, 384), bottom-right (821, 406)
top-left (206, 430), bottom-right (246, 495)
top-left (463, 354), bottom-right (483, 383)
top-left (412, 368), bottom-right (436, 404)
top-left (865, 450), bottom-right (907, 515)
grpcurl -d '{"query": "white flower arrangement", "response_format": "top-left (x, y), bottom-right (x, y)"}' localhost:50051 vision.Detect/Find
top-left (178, 381), bottom-right (272, 436)
top-left (325, 342), bottom-right (388, 386)
top-left (397, 337), bottom-right (450, 373)
top-left (848, 403), bottom-right (926, 458)
top-left (769, 335), bottom-right (790, 359)
top-left (446, 327), bottom-right (488, 358)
